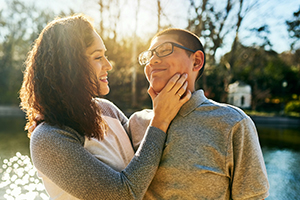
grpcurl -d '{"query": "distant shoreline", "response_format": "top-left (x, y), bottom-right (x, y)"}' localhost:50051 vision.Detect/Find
top-left (250, 115), bottom-right (300, 128)
top-left (1, 106), bottom-right (299, 127)
top-left (0, 106), bottom-right (25, 117)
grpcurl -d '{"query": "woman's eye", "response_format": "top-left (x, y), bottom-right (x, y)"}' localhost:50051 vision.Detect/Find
top-left (95, 56), bottom-right (107, 60)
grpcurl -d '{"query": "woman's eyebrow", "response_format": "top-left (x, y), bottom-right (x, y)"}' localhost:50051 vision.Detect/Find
top-left (90, 49), bottom-right (104, 55)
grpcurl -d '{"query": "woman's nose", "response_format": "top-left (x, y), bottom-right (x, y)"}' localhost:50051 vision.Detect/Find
top-left (105, 57), bottom-right (113, 71)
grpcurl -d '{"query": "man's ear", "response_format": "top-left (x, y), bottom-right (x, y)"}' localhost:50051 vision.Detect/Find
top-left (192, 50), bottom-right (204, 72)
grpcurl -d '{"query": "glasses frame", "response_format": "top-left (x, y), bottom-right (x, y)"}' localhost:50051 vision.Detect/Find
top-left (138, 42), bottom-right (196, 65)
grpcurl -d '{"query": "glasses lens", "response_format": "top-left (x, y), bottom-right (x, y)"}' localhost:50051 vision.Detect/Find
top-left (139, 51), bottom-right (152, 65)
top-left (156, 43), bottom-right (173, 57)
top-left (138, 43), bottom-right (174, 65)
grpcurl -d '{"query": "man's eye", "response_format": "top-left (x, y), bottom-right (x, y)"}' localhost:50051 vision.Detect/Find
top-left (158, 48), bottom-right (171, 54)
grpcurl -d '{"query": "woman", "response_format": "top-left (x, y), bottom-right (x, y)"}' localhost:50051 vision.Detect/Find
top-left (19, 14), bottom-right (191, 199)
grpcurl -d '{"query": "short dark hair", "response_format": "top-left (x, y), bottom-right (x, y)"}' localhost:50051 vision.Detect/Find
top-left (152, 28), bottom-right (206, 80)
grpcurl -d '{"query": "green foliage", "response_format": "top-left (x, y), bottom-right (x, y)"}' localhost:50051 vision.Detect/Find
top-left (285, 101), bottom-right (300, 113)
top-left (197, 63), bottom-right (227, 101)
top-left (218, 42), bottom-right (300, 110)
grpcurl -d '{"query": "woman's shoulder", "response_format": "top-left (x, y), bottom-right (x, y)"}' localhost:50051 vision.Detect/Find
top-left (95, 98), bottom-right (118, 113)
top-left (95, 97), bottom-right (115, 107)
top-left (95, 98), bottom-right (128, 122)
top-left (31, 122), bottom-right (85, 146)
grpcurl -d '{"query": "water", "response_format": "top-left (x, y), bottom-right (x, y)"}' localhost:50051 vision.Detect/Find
top-left (0, 117), bottom-right (300, 200)
top-left (262, 147), bottom-right (300, 199)
top-left (258, 125), bottom-right (300, 200)
top-left (0, 118), bottom-right (48, 200)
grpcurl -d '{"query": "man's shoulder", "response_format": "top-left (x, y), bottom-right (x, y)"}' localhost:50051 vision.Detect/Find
top-left (197, 98), bottom-right (251, 125)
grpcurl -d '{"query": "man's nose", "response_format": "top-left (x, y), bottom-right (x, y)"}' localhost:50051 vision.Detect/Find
top-left (149, 52), bottom-right (161, 65)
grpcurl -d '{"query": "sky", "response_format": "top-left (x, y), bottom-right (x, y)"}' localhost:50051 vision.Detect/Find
top-left (238, 0), bottom-right (300, 52)
top-left (1, 0), bottom-right (299, 58)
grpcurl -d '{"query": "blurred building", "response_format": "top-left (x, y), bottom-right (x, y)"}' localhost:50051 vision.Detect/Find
top-left (227, 81), bottom-right (251, 109)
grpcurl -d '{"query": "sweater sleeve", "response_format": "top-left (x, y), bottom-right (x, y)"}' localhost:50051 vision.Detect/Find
top-left (30, 123), bottom-right (166, 200)
top-left (127, 109), bottom-right (154, 151)
top-left (230, 116), bottom-right (269, 199)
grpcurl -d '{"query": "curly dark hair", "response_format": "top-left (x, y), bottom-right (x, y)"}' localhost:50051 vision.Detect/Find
top-left (20, 14), bottom-right (107, 140)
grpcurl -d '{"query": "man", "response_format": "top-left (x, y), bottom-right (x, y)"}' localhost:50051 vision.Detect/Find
top-left (128, 28), bottom-right (269, 199)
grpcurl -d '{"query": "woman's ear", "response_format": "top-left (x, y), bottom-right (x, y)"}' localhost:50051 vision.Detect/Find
top-left (193, 50), bottom-right (204, 72)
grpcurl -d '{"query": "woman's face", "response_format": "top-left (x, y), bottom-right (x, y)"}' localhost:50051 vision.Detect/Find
top-left (86, 31), bottom-right (112, 95)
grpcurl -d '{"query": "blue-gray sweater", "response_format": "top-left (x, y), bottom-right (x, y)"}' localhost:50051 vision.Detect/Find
top-left (30, 98), bottom-right (166, 200)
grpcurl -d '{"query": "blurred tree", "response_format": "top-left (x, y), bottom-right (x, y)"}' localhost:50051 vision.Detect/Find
top-left (96, 0), bottom-right (144, 111)
top-left (286, 6), bottom-right (300, 97)
top-left (187, 0), bottom-right (258, 101)
top-left (187, 0), bottom-right (232, 63)
top-left (104, 37), bottom-right (150, 113)
top-left (279, 50), bottom-right (300, 107)
top-left (95, 0), bottom-right (174, 111)
top-left (97, 0), bottom-right (124, 44)
top-left (0, 0), bottom-right (54, 104)
top-left (286, 6), bottom-right (300, 50)
top-left (157, 0), bottom-right (162, 31)
top-left (221, 43), bottom-right (299, 111)
top-left (249, 25), bottom-right (272, 49)
top-left (129, 0), bottom-right (140, 108)
top-left (1, 0), bottom-right (296, 114)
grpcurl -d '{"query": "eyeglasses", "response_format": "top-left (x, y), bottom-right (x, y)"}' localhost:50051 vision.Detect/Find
top-left (138, 42), bottom-right (196, 65)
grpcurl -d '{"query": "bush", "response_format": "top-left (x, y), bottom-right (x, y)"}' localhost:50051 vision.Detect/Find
top-left (285, 101), bottom-right (300, 113)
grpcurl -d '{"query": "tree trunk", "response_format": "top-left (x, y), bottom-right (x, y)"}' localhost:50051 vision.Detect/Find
top-left (131, 0), bottom-right (140, 108)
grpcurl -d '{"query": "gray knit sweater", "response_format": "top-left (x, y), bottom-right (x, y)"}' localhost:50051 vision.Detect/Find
top-left (30, 98), bottom-right (166, 200)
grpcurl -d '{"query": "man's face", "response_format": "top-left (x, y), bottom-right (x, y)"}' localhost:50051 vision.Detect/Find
top-left (144, 35), bottom-right (196, 93)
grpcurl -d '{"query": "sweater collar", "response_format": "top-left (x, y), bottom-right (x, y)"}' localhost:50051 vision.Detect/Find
top-left (178, 89), bottom-right (207, 117)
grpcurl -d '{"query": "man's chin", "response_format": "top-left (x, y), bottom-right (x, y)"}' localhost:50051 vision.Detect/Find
top-left (150, 79), bottom-right (169, 94)
top-left (150, 84), bottom-right (163, 94)
top-left (153, 89), bottom-right (163, 95)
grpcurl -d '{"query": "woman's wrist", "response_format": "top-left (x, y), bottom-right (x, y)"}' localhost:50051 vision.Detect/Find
top-left (149, 118), bottom-right (169, 133)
